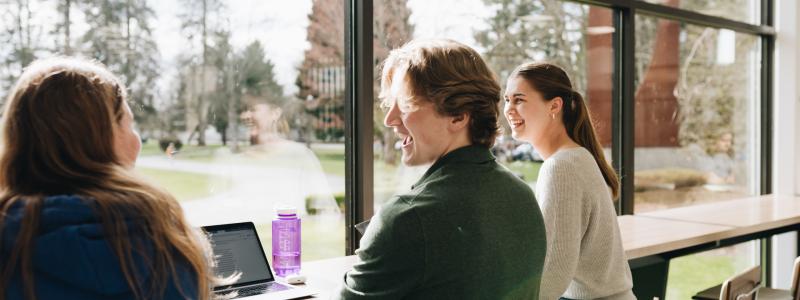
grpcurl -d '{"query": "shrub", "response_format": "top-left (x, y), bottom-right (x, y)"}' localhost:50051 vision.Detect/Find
top-left (634, 168), bottom-right (707, 192)
top-left (305, 193), bottom-right (346, 215)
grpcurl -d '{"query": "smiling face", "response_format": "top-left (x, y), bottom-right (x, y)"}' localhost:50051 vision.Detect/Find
top-left (383, 68), bottom-right (457, 166)
top-left (503, 76), bottom-right (558, 146)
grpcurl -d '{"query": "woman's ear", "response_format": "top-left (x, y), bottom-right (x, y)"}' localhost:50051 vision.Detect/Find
top-left (550, 97), bottom-right (564, 115)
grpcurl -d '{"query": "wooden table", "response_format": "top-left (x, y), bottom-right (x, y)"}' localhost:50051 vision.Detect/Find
top-left (628, 195), bottom-right (800, 299)
top-left (640, 194), bottom-right (800, 235)
top-left (297, 195), bottom-right (800, 299)
top-left (302, 256), bottom-right (360, 298)
top-left (618, 215), bottom-right (735, 259)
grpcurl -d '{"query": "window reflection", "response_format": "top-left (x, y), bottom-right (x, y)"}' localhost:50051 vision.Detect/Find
top-left (634, 17), bottom-right (759, 213)
top-left (0, 0), bottom-right (348, 261)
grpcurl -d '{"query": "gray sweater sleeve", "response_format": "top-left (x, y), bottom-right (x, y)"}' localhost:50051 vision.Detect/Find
top-left (537, 158), bottom-right (585, 299)
top-left (334, 197), bottom-right (425, 299)
top-left (536, 148), bottom-right (634, 299)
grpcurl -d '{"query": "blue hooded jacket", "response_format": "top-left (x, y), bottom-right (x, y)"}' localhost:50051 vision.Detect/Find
top-left (1, 195), bottom-right (199, 300)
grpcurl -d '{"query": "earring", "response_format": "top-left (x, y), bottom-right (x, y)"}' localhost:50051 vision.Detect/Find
top-left (550, 113), bottom-right (555, 120)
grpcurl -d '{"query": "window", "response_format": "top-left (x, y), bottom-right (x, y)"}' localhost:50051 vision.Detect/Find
top-left (632, 14), bottom-right (762, 300)
top-left (633, 17), bottom-right (760, 213)
top-left (372, 0), bottom-right (613, 211)
top-left (642, 0), bottom-right (761, 24)
top-left (1, 0), bottom-right (778, 294)
top-left (0, 0), bottom-right (346, 261)
top-left (666, 244), bottom-right (760, 299)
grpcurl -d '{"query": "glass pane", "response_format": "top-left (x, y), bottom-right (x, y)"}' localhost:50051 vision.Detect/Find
top-left (643, 0), bottom-right (760, 24)
top-left (0, 0), bottom-right (346, 261)
top-left (666, 243), bottom-right (760, 299)
top-left (634, 16), bottom-right (760, 213)
top-left (372, 0), bottom-right (614, 211)
top-left (634, 16), bottom-right (761, 299)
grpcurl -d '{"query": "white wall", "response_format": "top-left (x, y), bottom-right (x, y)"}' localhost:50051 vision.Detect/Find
top-left (771, 0), bottom-right (800, 289)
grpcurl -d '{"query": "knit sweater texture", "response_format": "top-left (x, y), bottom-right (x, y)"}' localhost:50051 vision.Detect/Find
top-left (536, 147), bottom-right (635, 300)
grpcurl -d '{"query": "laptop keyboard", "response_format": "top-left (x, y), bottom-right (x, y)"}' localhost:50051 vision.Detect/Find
top-left (234, 282), bottom-right (291, 298)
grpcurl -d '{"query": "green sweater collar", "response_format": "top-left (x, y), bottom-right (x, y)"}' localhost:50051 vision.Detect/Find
top-left (413, 144), bottom-right (494, 189)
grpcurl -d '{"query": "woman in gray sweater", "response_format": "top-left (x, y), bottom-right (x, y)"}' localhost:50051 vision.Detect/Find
top-left (503, 62), bottom-right (635, 300)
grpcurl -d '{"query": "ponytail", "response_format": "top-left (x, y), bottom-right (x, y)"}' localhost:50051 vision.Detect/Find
top-left (511, 62), bottom-right (620, 199)
top-left (564, 91), bottom-right (619, 199)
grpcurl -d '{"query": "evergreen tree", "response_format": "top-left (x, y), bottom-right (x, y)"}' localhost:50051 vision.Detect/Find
top-left (178, 0), bottom-right (224, 146)
top-left (0, 0), bottom-right (42, 100)
top-left (80, 0), bottom-right (161, 139)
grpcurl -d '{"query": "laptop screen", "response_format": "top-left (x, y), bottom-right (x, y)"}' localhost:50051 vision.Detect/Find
top-left (204, 222), bottom-right (274, 288)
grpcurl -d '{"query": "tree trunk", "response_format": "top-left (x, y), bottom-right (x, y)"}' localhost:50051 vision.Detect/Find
top-left (227, 64), bottom-right (239, 152)
top-left (220, 125), bottom-right (227, 145)
top-left (196, 0), bottom-right (209, 147)
top-left (64, 0), bottom-right (71, 54)
top-left (197, 105), bottom-right (207, 146)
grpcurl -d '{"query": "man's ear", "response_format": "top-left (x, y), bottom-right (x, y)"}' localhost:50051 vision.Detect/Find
top-left (449, 113), bottom-right (470, 132)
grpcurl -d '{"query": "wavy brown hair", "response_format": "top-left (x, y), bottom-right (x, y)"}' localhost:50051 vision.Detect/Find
top-left (510, 62), bottom-right (620, 199)
top-left (0, 58), bottom-right (219, 300)
top-left (380, 39), bottom-right (502, 147)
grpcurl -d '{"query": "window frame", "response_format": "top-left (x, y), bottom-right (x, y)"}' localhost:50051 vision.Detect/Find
top-left (346, 1), bottom-right (776, 283)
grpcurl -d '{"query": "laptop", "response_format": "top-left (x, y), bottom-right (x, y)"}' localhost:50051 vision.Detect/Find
top-left (203, 222), bottom-right (317, 300)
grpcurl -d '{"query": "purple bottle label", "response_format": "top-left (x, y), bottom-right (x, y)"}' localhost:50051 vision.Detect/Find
top-left (272, 216), bottom-right (301, 277)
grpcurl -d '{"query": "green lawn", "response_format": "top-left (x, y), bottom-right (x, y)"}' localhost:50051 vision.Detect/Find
top-left (136, 167), bottom-right (230, 201)
top-left (140, 140), bottom-right (227, 161)
top-left (310, 147), bottom-right (346, 177)
top-left (666, 254), bottom-right (738, 299)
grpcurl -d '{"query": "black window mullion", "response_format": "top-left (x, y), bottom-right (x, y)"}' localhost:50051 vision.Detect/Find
top-left (613, 6), bottom-right (635, 215)
top-left (572, 0), bottom-right (774, 36)
top-left (344, 0), bottom-right (374, 255)
top-left (759, 0), bottom-right (775, 287)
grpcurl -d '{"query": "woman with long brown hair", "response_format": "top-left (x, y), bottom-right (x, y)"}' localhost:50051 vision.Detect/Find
top-left (0, 58), bottom-right (221, 300)
top-left (504, 62), bottom-right (634, 299)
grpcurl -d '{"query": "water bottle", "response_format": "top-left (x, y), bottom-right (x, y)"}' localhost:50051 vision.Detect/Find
top-left (272, 206), bottom-right (301, 277)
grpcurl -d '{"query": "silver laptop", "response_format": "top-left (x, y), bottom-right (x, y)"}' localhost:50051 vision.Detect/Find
top-left (203, 222), bottom-right (316, 300)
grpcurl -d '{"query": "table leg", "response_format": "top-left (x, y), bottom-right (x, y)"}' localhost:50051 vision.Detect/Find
top-left (630, 255), bottom-right (669, 299)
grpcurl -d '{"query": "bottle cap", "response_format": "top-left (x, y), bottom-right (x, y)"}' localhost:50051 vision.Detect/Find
top-left (275, 206), bottom-right (297, 216)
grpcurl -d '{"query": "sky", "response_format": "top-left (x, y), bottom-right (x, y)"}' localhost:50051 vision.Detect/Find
top-left (147, 0), bottom-right (490, 97)
top-left (1, 0), bottom-right (492, 99)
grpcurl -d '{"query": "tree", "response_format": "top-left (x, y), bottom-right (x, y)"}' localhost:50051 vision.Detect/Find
top-left (296, 0), bottom-right (413, 162)
top-left (475, 0), bottom-right (588, 143)
top-left (295, 0), bottom-right (345, 144)
top-left (208, 35), bottom-right (284, 148)
top-left (53, 0), bottom-right (78, 55)
top-left (373, 0), bottom-right (414, 163)
top-left (475, 0), bottom-right (585, 86)
top-left (208, 30), bottom-right (236, 147)
top-left (673, 2), bottom-right (755, 155)
top-left (178, 0), bottom-right (224, 146)
top-left (80, 0), bottom-right (161, 139)
top-left (0, 0), bottom-right (42, 98)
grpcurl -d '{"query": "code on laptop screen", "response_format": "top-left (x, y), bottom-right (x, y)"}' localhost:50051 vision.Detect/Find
top-left (207, 226), bottom-right (273, 284)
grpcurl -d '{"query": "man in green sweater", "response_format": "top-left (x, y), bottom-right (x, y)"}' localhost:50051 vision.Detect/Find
top-left (334, 39), bottom-right (547, 299)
